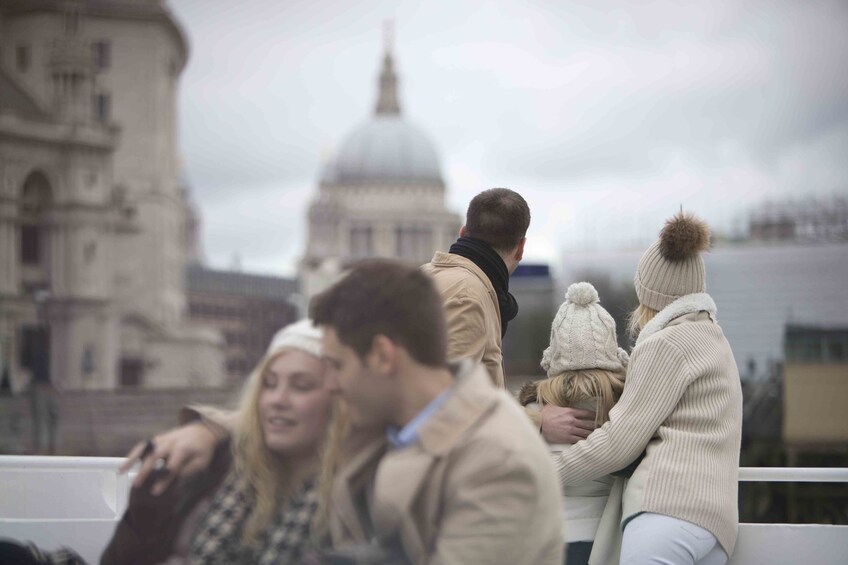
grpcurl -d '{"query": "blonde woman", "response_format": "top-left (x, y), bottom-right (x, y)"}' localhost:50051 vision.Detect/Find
top-left (103, 320), bottom-right (346, 565)
top-left (552, 212), bottom-right (743, 565)
top-left (519, 282), bottom-right (628, 565)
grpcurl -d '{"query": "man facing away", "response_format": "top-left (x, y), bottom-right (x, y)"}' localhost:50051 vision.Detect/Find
top-left (425, 187), bottom-right (596, 445)
top-left (421, 187), bottom-right (528, 389)
top-left (312, 259), bottom-right (564, 564)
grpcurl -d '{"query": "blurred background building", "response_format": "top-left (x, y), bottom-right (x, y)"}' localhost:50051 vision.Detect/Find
top-left (300, 30), bottom-right (461, 298)
top-left (186, 264), bottom-right (297, 382)
top-left (0, 0), bottom-right (225, 393)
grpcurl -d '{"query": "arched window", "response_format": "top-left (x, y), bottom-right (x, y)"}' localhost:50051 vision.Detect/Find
top-left (20, 171), bottom-right (52, 267)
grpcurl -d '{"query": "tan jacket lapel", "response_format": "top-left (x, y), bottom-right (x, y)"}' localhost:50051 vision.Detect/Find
top-left (331, 428), bottom-right (387, 544)
top-left (369, 361), bottom-right (500, 561)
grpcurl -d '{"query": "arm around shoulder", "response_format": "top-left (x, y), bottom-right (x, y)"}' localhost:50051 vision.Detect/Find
top-left (553, 336), bottom-right (696, 485)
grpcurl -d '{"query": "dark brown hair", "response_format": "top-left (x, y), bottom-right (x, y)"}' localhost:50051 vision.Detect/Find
top-left (310, 259), bottom-right (447, 367)
top-left (464, 188), bottom-right (531, 252)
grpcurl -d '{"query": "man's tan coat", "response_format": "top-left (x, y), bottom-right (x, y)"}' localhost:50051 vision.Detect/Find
top-left (330, 361), bottom-right (564, 565)
top-left (421, 252), bottom-right (505, 388)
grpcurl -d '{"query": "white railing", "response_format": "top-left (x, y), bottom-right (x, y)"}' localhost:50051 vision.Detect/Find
top-left (738, 466), bottom-right (848, 482)
top-left (1, 456), bottom-right (847, 564)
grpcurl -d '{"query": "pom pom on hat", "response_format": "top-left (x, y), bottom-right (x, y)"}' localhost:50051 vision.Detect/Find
top-left (634, 210), bottom-right (711, 311)
top-left (659, 212), bottom-right (711, 261)
top-left (565, 282), bottom-right (599, 306)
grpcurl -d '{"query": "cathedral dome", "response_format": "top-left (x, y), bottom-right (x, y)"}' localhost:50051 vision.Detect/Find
top-left (321, 39), bottom-right (443, 186)
top-left (323, 115), bottom-right (442, 185)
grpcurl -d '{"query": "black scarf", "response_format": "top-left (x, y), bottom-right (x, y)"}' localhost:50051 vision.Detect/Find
top-left (449, 237), bottom-right (518, 338)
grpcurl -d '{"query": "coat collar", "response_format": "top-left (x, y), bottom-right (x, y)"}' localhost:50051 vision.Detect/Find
top-left (370, 359), bottom-right (500, 561)
top-left (331, 426), bottom-right (387, 543)
top-left (636, 292), bottom-right (718, 345)
top-left (428, 251), bottom-right (497, 299)
top-left (333, 360), bottom-right (500, 560)
top-left (417, 359), bottom-right (500, 455)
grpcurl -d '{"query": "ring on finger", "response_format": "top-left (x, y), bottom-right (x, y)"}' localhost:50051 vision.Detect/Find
top-left (140, 438), bottom-right (155, 460)
top-left (153, 458), bottom-right (168, 472)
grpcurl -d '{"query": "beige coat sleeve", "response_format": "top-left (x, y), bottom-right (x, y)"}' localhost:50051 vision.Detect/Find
top-left (443, 293), bottom-right (487, 364)
top-left (443, 293), bottom-right (502, 386)
top-left (431, 441), bottom-right (559, 565)
top-left (553, 337), bottom-right (695, 486)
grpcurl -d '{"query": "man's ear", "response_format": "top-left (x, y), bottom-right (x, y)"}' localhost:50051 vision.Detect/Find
top-left (459, 225), bottom-right (466, 238)
top-left (368, 334), bottom-right (398, 377)
top-left (514, 238), bottom-right (526, 262)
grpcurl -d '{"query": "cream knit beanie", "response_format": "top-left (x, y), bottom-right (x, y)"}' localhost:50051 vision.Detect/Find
top-left (541, 282), bottom-right (628, 376)
top-left (266, 318), bottom-right (323, 360)
top-left (635, 212), bottom-right (711, 311)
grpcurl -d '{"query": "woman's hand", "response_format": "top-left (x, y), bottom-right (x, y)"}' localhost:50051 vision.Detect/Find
top-left (120, 421), bottom-right (219, 495)
top-left (540, 405), bottom-right (596, 444)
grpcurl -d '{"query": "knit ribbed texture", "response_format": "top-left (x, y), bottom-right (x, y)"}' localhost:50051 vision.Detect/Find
top-left (553, 307), bottom-right (743, 555)
top-left (541, 282), bottom-right (627, 375)
top-left (634, 241), bottom-right (706, 311)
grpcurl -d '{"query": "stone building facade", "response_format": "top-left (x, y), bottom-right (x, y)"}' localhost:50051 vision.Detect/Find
top-left (186, 265), bottom-right (297, 382)
top-left (0, 0), bottom-right (224, 392)
top-left (300, 36), bottom-right (461, 298)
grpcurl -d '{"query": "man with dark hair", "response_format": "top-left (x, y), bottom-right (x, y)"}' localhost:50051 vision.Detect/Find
top-left (421, 188), bottom-right (530, 388)
top-left (312, 259), bottom-right (564, 565)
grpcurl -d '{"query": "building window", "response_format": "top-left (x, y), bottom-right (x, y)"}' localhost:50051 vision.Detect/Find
top-left (20, 326), bottom-right (50, 384)
top-left (94, 93), bottom-right (111, 121)
top-left (396, 225), bottom-right (432, 261)
top-left (64, 8), bottom-right (81, 34)
top-left (16, 45), bottom-right (30, 73)
top-left (21, 224), bottom-right (40, 265)
top-left (81, 345), bottom-right (96, 377)
top-left (350, 225), bottom-right (373, 259)
top-left (92, 41), bottom-right (110, 70)
top-left (120, 358), bottom-right (144, 387)
top-left (83, 241), bottom-right (97, 264)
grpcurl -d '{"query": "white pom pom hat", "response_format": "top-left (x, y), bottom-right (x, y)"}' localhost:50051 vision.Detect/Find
top-left (541, 282), bottom-right (629, 376)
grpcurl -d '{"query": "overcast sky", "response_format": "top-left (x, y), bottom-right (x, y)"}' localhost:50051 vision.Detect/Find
top-left (169, 0), bottom-right (848, 277)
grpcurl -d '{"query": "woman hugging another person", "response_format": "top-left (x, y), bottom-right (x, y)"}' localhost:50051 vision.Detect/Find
top-left (102, 319), bottom-right (347, 565)
top-left (519, 281), bottom-right (629, 565)
top-left (551, 212), bottom-right (743, 565)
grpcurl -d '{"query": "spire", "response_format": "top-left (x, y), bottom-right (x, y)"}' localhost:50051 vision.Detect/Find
top-left (375, 20), bottom-right (401, 116)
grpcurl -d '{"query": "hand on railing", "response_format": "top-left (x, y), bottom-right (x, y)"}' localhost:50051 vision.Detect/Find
top-left (119, 421), bottom-right (218, 496)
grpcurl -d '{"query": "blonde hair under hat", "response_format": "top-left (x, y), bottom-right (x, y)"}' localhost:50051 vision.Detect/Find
top-left (266, 318), bottom-right (323, 359)
top-left (541, 282), bottom-right (629, 376)
top-left (635, 211), bottom-right (711, 311)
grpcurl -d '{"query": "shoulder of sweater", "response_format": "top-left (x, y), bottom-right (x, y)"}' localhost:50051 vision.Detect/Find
top-left (636, 319), bottom-right (726, 371)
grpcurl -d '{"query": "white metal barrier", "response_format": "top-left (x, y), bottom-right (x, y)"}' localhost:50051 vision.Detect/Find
top-left (0, 456), bottom-right (132, 563)
top-left (729, 467), bottom-right (848, 565)
top-left (1, 456), bottom-right (847, 564)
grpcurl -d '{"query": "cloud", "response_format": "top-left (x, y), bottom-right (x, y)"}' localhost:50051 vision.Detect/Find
top-left (168, 0), bottom-right (848, 276)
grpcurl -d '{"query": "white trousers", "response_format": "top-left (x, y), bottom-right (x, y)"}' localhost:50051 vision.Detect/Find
top-left (619, 512), bottom-right (728, 565)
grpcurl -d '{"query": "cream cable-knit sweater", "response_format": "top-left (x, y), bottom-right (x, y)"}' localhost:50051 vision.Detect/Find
top-left (553, 293), bottom-right (743, 555)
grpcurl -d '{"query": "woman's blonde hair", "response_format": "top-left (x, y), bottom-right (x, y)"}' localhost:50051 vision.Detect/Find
top-left (627, 303), bottom-right (659, 342)
top-left (231, 349), bottom-right (348, 546)
top-left (520, 369), bottom-right (625, 429)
